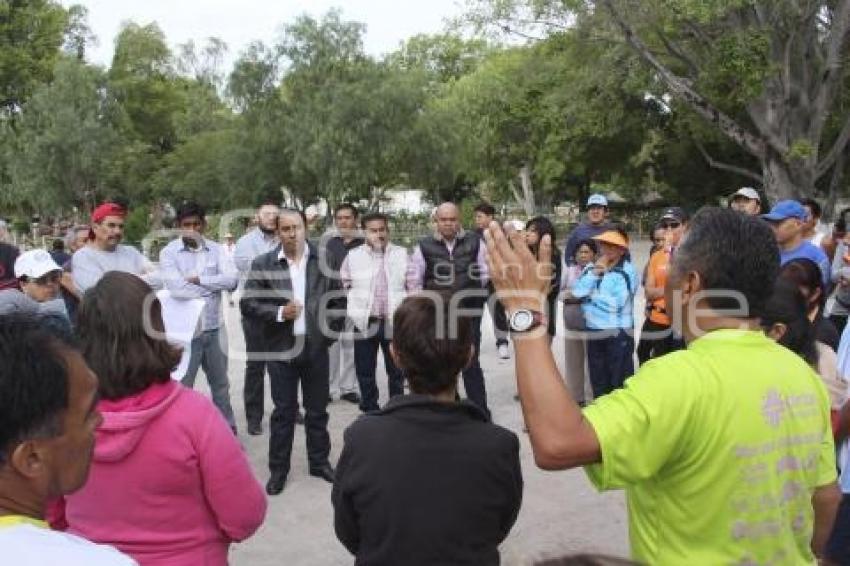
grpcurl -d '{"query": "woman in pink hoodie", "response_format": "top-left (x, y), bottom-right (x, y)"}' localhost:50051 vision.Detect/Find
top-left (50, 272), bottom-right (267, 565)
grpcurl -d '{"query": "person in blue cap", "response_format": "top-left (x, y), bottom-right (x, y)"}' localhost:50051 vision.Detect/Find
top-left (563, 194), bottom-right (611, 264)
top-left (762, 199), bottom-right (830, 289)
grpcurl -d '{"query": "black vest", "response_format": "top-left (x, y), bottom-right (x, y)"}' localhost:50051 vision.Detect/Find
top-left (419, 233), bottom-right (482, 292)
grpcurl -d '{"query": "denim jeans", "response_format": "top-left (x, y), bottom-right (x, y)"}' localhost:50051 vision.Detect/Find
top-left (242, 316), bottom-right (268, 427)
top-left (353, 319), bottom-right (404, 412)
top-left (586, 329), bottom-right (635, 398)
top-left (181, 328), bottom-right (236, 428)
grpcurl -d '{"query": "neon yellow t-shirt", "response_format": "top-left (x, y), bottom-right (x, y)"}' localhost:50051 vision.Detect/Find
top-left (583, 329), bottom-right (836, 565)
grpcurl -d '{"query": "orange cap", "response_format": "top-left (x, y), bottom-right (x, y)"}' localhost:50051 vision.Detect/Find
top-left (592, 230), bottom-right (629, 249)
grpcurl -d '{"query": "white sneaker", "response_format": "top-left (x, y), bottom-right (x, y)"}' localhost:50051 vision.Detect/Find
top-left (498, 344), bottom-right (510, 359)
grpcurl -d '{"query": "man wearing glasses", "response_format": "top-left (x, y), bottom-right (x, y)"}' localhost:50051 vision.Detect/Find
top-left (71, 202), bottom-right (159, 293)
top-left (638, 207), bottom-right (688, 364)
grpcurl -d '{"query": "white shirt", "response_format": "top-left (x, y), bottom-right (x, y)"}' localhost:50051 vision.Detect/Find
top-left (277, 247), bottom-right (308, 335)
top-left (0, 523), bottom-right (137, 566)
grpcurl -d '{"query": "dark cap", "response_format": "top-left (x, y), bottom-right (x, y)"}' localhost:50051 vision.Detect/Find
top-left (660, 207), bottom-right (688, 222)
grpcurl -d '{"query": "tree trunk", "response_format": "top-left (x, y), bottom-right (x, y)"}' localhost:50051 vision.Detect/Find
top-left (518, 163), bottom-right (535, 216)
top-left (761, 151), bottom-right (814, 204)
top-left (825, 148), bottom-right (848, 222)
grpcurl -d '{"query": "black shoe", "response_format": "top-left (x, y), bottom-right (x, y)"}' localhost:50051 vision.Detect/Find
top-left (295, 410), bottom-right (305, 425)
top-left (247, 422), bottom-right (263, 436)
top-left (340, 392), bottom-right (360, 404)
top-left (309, 463), bottom-right (335, 483)
top-left (266, 471), bottom-right (287, 495)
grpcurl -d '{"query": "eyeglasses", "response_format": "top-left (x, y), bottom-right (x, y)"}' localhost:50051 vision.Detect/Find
top-left (33, 271), bottom-right (61, 286)
top-left (660, 222), bottom-right (681, 230)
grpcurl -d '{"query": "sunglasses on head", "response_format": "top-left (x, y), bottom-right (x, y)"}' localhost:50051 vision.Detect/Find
top-left (660, 221), bottom-right (681, 230)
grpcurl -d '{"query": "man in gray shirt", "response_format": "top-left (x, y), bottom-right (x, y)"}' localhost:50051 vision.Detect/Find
top-left (234, 200), bottom-right (281, 435)
top-left (71, 202), bottom-right (158, 293)
top-left (160, 201), bottom-right (238, 432)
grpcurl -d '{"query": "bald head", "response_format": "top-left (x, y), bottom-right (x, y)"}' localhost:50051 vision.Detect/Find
top-left (434, 202), bottom-right (461, 241)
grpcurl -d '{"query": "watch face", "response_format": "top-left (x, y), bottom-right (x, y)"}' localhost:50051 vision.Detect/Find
top-left (511, 310), bottom-right (534, 331)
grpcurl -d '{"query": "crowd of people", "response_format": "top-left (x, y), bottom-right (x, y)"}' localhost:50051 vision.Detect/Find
top-left (1, 186), bottom-right (850, 564)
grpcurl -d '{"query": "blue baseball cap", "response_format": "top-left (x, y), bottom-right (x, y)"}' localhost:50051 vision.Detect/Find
top-left (587, 194), bottom-right (608, 208)
top-left (761, 200), bottom-right (807, 222)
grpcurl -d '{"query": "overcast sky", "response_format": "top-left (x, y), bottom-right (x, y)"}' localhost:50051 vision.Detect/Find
top-left (61, 0), bottom-right (466, 68)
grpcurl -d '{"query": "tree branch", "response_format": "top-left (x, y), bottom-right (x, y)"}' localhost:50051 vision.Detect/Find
top-left (817, 115), bottom-right (850, 179)
top-left (695, 141), bottom-right (764, 184)
top-left (654, 28), bottom-right (699, 78)
top-left (809, 0), bottom-right (850, 144)
top-left (599, 0), bottom-right (766, 160)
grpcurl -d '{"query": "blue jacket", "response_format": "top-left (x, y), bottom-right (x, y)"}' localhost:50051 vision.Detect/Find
top-left (571, 260), bottom-right (637, 330)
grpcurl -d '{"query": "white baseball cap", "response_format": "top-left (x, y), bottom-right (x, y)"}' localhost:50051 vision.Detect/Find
top-left (587, 194), bottom-right (609, 207)
top-left (731, 187), bottom-right (760, 201)
top-left (14, 249), bottom-right (61, 279)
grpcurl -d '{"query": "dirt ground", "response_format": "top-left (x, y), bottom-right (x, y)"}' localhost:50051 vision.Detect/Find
top-left (201, 240), bottom-right (653, 565)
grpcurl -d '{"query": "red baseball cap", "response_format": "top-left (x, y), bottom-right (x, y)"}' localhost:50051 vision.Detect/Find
top-left (89, 202), bottom-right (127, 239)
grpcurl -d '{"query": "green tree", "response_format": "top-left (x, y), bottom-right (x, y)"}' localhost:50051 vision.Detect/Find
top-left (108, 22), bottom-right (184, 152)
top-left (0, 0), bottom-right (68, 113)
top-left (5, 56), bottom-right (124, 213)
top-left (465, 0), bottom-right (850, 202)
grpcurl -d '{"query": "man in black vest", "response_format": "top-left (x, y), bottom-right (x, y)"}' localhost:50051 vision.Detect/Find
top-left (408, 202), bottom-right (490, 415)
top-left (240, 209), bottom-right (345, 495)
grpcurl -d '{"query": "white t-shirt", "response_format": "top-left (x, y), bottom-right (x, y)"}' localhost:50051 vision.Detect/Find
top-left (0, 524), bottom-right (137, 565)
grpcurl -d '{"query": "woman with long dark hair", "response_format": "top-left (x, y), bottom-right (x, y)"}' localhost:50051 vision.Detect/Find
top-left (781, 257), bottom-right (840, 351)
top-left (50, 272), bottom-right (267, 566)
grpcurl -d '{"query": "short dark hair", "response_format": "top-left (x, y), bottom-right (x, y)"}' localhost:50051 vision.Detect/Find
top-left (673, 207), bottom-right (779, 318)
top-left (574, 238), bottom-right (598, 258)
top-left (175, 201), bottom-right (206, 224)
top-left (335, 203), bottom-right (359, 218)
top-left (780, 258), bottom-right (826, 310)
top-left (835, 207), bottom-right (850, 234)
top-left (52, 238), bottom-right (65, 252)
top-left (0, 313), bottom-right (76, 464)
top-left (799, 198), bottom-right (822, 219)
top-left (474, 202), bottom-right (496, 216)
top-left (256, 193), bottom-right (280, 209)
top-left (760, 278), bottom-right (818, 366)
top-left (361, 212), bottom-right (389, 230)
top-left (392, 294), bottom-right (472, 395)
top-left (279, 207), bottom-right (307, 227)
top-left (77, 272), bottom-right (181, 400)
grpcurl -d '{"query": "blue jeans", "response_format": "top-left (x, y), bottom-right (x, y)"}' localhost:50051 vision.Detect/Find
top-left (181, 328), bottom-right (236, 428)
top-left (586, 329), bottom-right (634, 398)
top-left (354, 319), bottom-right (404, 412)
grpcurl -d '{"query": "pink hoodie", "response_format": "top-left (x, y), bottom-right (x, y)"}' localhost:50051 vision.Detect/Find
top-left (51, 380), bottom-right (267, 565)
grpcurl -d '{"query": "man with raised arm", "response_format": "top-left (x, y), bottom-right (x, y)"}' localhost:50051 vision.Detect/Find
top-left (485, 207), bottom-right (840, 564)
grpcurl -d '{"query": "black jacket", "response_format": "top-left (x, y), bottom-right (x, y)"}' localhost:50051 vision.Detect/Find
top-left (239, 243), bottom-right (345, 357)
top-left (332, 394), bottom-right (523, 566)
